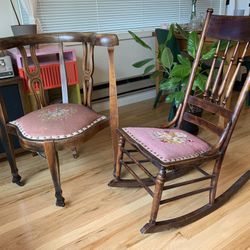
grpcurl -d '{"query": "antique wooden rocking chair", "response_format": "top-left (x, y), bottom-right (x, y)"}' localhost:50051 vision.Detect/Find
top-left (109, 10), bottom-right (250, 233)
top-left (0, 32), bottom-right (119, 206)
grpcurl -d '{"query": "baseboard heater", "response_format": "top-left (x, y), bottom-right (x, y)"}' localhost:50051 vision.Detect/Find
top-left (80, 75), bottom-right (154, 102)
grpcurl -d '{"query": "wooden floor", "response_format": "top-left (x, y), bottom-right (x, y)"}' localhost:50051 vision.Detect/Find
top-left (0, 98), bottom-right (249, 250)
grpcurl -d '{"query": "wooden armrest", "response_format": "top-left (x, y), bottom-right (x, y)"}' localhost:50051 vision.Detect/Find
top-left (95, 34), bottom-right (119, 47)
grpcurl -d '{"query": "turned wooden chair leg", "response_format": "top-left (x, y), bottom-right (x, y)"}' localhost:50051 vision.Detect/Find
top-left (114, 135), bottom-right (125, 179)
top-left (0, 124), bottom-right (22, 186)
top-left (44, 141), bottom-right (65, 207)
top-left (141, 167), bottom-right (166, 233)
top-left (209, 157), bottom-right (223, 204)
top-left (108, 135), bottom-right (125, 187)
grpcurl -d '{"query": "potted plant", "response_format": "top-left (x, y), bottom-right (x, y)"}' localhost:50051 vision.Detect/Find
top-left (10, 0), bottom-right (37, 36)
top-left (129, 25), bottom-right (218, 134)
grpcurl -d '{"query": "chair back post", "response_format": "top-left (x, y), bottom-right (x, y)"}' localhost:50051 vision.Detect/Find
top-left (82, 41), bottom-right (94, 107)
top-left (108, 46), bottom-right (119, 160)
top-left (177, 9), bottom-right (213, 128)
top-left (18, 44), bottom-right (47, 109)
top-left (92, 33), bottom-right (119, 160)
top-left (219, 71), bottom-right (250, 152)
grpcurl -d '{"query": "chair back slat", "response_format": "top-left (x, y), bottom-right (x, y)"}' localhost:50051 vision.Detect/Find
top-left (210, 41), bottom-right (231, 101)
top-left (204, 40), bottom-right (222, 99)
top-left (222, 42), bottom-right (250, 105)
top-left (82, 42), bottom-right (94, 107)
top-left (216, 41), bottom-right (239, 102)
top-left (183, 112), bottom-right (224, 136)
top-left (188, 95), bottom-right (232, 119)
top-left (18, 45), bottom-right (46, 108)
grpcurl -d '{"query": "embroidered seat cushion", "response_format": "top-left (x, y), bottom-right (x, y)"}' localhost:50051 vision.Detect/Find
top-left (122, 127), bottom-right (211, 163)
top-left (10, 103), bottom-right (107, 140)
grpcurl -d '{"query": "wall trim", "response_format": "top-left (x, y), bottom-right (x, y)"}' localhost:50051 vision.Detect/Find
top-left (92, 89), bottom-right (156, 112)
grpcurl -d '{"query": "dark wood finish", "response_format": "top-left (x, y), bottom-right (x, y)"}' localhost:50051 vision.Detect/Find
top-left (149, 168), bottom-right (166, 223)
top-left (0, 32), bottom-right (119, 206)
top-left (183, 112), bottom-right (224, 136)
top-left (44, 141), bottom-right (64, 206)
top-left (141, 171), bottom-right (250, 233)
top-left (207, 15), bottom-right (250, 42)
top-left (188, 95), bottom-right (233, 119)
top-left (109, 9), bottom-right (250, 233)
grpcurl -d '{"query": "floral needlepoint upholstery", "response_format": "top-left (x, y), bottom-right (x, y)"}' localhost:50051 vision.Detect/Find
top-left (10, 103), bottom-right (107, 140)
top-left (122, 127), bottom-right (211, 163)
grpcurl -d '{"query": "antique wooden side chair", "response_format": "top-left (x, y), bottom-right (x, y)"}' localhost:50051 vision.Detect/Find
top-left (0, 32), bottom-right (119, 206)
top-left (109, 9), bottom-right (250, 233)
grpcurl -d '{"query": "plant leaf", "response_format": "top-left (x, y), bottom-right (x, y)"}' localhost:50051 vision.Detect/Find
top-left (165, 93), bottom-right (175, 103)
top-left (201, 47), bottom-right (216, 60)
top-left (174, 91), bottom-right (185, 107)
top-left (161, 47), bottom-right (174, 69)
top-left (177, 54), bottom-right (191, 67)
top-left (158, 44), bottom-right (166, 60)
top-left (160, 77), bottom-right (181, 91)
top-left (150, 70), bottom-right (161, 80)
top-left (165, 24), bottom-right (175, 44)
top-left (132, 58), bottom-right (153, 68)
top-left (187, 31), bottom-right (199, 58)
top-left (170, 64), bottom-right (191, 78)
top-left (128, 31), bottom-right (152, 50)
top-left (193, 73), bottom-right (207, 92)
top-left (165, 91), bottom-right (184, 107)
top-left (175, 23), bottom-right (189, 40)
top-left (143, 64), bottom-right (155, 75)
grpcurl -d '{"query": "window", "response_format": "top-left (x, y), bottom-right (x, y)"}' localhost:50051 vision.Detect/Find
top-left (19, 0), bottom-right (224, 33)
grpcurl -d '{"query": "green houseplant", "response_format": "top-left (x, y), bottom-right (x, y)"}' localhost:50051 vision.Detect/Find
top-left (130, 26), bottom-right (217, 107)
top-left (129, 25), bottom-right (219, 133)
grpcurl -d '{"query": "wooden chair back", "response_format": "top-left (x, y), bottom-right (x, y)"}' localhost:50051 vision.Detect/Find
top-left (177, 9), bottom-right (250, 152)
top-left (0, 32), bottom-right (119, 109)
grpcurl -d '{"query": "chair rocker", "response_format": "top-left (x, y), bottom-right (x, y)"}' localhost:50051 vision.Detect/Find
top-left (109, 9), bottom-right (250, 233)
top-left (0, 32), bottom-right (119, 206)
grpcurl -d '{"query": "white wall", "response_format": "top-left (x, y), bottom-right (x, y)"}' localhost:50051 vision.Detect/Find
top-left (236, 0), bottom-right (249, 12)
top-left (227, 0), bottom-right (250, 15)
top-left (0, 0), bottom-right (20, 37)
